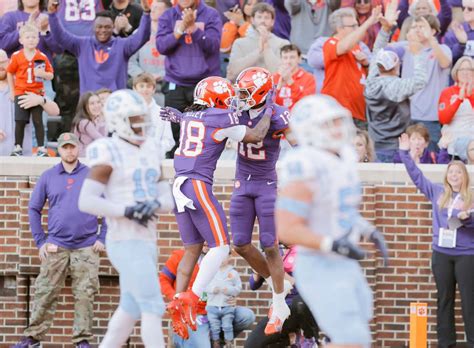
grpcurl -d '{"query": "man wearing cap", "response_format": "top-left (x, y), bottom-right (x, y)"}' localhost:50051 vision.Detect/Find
top-left (12, 132), bottom-right (107, 348)
top-left (365, 19), bottom-right (428, 163)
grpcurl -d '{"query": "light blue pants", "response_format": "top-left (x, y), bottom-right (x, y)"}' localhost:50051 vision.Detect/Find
top-left (106, 239), bottom-right (165, 319)
top-left (207, 306), bottom-right (236, 341)
top-left (294, 252), bottom-right (373, 347)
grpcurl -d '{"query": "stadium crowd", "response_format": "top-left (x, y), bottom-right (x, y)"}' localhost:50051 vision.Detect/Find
top-left (2, 0), bottom-right (474, 346)
top-left (1, 0), bottom-right (474, 162)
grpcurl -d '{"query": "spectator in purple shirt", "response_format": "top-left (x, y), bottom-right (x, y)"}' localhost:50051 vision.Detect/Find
top-left (12, 132), bottom-right (107, 348)
top-left (0, 0), bottom-right (60, 62)
top-left (399, 133), bottom-right (474, 347)
top-left (156, 0), bottom-right (222, 157)
top-left (47, 0), bottom-right (151, 94)
top-left (444, 0), bottom-right (474, 64)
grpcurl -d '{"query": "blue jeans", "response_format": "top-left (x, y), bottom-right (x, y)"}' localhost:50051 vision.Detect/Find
top-left (207, 306), bottom-right (236, 341)
top-left (172, 306), bottom-right (255, 347)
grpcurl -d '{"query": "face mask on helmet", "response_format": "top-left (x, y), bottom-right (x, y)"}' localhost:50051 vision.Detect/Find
top-left (104, 90), bottom-right (152, 145)
top-left (232, 67), bottom-right (273, 111)
top-left (290, 95), bottom-right (355, 152)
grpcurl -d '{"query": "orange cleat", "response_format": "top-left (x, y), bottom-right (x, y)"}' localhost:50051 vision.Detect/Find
top-left (264, 302), bottom-right (291, 335)
top-left (176, 291), bottom-right (200, 331)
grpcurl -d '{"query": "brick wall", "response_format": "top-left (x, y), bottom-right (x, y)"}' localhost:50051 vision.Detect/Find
top-left (0, 159), bottom-right (470, 347)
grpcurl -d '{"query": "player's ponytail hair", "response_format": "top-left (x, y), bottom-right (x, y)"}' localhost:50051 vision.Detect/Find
top-left (184, 104), bottom-right (208, 112)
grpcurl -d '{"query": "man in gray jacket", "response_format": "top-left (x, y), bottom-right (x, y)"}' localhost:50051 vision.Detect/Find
top-left (365, 6), bottom-right (428, 163)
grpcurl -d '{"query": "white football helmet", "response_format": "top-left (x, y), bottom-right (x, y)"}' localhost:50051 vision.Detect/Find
top-left (290, 95), bottom-right (355, 152)
top-left (104, 89), bottom-right (151, 144)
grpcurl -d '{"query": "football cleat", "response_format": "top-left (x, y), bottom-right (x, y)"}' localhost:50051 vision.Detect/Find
top-left (167, 298), bottom-right (189, 339)
top-left (176, 291), bottom-right (200, 331)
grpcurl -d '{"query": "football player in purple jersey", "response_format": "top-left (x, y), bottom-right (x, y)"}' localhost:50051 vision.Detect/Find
top-left (161, 76), bottom-right (275, 339)
top-left (230, 66), bottom-right (296, 335)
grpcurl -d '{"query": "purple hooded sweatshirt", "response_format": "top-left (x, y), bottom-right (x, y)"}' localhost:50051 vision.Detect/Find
top-left (48, 11), bottom-right (150, 93)
top-left (0, 10), bottom-right (61, 61)
top-left (156, 0), bottom-right (222, 86)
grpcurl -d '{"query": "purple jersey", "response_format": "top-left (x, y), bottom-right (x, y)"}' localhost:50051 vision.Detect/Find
top-left (235, 105), bottom-right (290, 181)
top-left (58, 0), bottom-right (103, 36)
top-left (174, 107), bottom-right (241, 184)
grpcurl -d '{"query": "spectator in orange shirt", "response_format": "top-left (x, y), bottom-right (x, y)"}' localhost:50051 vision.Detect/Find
top-left (6, 23), bottom-right (53, 157)
top-left (273, 44), bottom-right (316, 109)
top-left (321, 6), bottom-right (381, 129)
top-left (438, 56), bottom-right (474, 159)
top-left (219, 0), bottom-right (255, 76)
top-left (160, 247), bottom-right (255, 348)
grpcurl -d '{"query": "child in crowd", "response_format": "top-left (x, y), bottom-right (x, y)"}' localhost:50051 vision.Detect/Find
top-left (96, 88), bottom-right (112, 110)
top-left (133, 73), bottom-right (173, 159)
top-left (7, 23), bottom-right (53, 157)
top-left (71, 92), bottom-right (107, 156)
top-left (206, 252), bottom-right (242, 348)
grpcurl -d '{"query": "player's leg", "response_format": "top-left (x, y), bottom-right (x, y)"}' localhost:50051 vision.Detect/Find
top-left (294, 253), bottom-right (372, 348)
top-left (175, 179), bottom-right (231, 329)
top-left (101, 240), bottom-right (140, 347)
top-left (230, 182), bottom-right (270, 277)
top-left (255, 186), bottom-right (292, 334)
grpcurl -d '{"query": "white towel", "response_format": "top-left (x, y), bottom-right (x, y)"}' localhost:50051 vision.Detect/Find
top-left (173, 176), bottom-right (196, 213)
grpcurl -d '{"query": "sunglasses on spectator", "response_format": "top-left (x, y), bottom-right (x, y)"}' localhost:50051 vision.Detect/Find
top-left (463, 6), bottom-right (474, 11)
top-left (356, 0), bottom-right (371, 4)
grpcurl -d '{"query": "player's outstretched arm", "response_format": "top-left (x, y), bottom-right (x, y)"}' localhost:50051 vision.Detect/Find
top-left (276, 181), bottom-right (366, 261)
top-left (242, 88), bottom-right (275, 143)
top-left (78, 165), bottom-right (128, 217)
top-left (160, 107), bottom-right (184, 123)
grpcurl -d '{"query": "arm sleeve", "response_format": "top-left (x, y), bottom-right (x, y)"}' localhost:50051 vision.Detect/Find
top-left (192, 14), bottom-right (222, 54)
top-left (123, 14), bottom-right (151, 58)
top-left (397, 0), bottom-right (409, 28)
top-left (284, 0), bottom-right (302, 16)
top-left (159, 252), bottom-right (181, 300)
top-left (0, 14), bottom-right (20, 53)
top-left (306, 37), bottom-right (327, 69)
top-left (437, 0), bottom-right (452, 37)
top-left (155, 11), bottom-right (181, 55)
top-left (438, 87), bottom-right (462, 125)
top-left (28, 174), bottom-right (48, 248)
top-left (48, 12), bottom-right (83, 55)
top-left (383, 54), bottom-right (428, 102)
top-left (127, 50), bottom-right (145, 78)
top-left (399, 149), bottom-right (438, 200)
top-left (78, 120), bottom-right (106, 140)
top-left (213, 125), bottom-right (246, 142)
top-left (221, 21), bottom-right (239, 53)
top-left (437, 148), bottom-right (451, 164)
top-left (78, 178), bottom-right (127, 217)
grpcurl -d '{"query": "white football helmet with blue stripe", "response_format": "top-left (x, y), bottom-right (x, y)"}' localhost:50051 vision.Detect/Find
top-left (104, 89), bottom-right (151, 144)
top-left (290, 95), bottom-right (355, 152)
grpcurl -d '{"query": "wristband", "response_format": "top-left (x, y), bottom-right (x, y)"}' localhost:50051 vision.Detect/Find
top-left (320, 236), bottom-right (333, 252)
